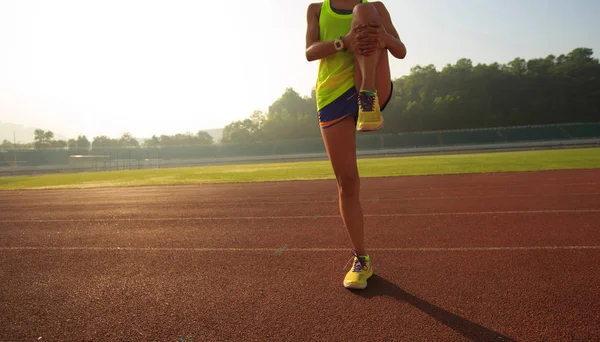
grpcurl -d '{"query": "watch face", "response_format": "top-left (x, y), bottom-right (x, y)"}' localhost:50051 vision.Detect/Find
top-left (335, 40), bottom-right (342, 50)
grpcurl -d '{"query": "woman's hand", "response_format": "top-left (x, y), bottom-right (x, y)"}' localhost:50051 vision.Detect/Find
top-left (355, 22), bottom-right (387, 56)
top-left (341, 24), bottom-right (367, 53)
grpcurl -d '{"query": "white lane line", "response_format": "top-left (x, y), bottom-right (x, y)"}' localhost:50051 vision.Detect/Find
top-left (2, 209), bottom-right (600, 223)
top-left (2, 181), bottom-right (599, 199)
top-left (10, 192), bottom-right (600, 206)
top-left (0, 246), bottom-right (599, 252)
top-left (365, 181), bottom-right (600, 191)
top-left (189, 192), bottom-right (600, 204)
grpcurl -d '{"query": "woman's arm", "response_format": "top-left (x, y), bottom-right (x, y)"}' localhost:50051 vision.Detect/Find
top-left (373, 2), bottom-right (407, 59)
top-left (305, 3), bottom-right (339, 62)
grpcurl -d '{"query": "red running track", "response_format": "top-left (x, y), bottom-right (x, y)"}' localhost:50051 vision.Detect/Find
top-left (1, 169), bottom-right (600, 341)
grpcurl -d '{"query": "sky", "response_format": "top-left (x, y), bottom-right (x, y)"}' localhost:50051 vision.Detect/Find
top-left (1, 0), bottom-right (599, 142)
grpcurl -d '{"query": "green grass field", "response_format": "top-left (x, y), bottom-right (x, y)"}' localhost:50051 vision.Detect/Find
top-left (1, 148), bottom-right (599, 191)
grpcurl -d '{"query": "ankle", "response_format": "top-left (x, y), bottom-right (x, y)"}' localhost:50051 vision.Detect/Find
top-left (354, 249), bottom-right (368, 256)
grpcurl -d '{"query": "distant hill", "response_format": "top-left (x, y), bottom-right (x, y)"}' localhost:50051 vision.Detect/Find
top-left (0, 122), bottom-right (67, 143)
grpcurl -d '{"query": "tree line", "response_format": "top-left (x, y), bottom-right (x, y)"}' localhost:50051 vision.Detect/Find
top-left (1, 130), bottom-right (214, 150)
top-left (1, 129), bottom-right (92, 150)
top-left (3, 47), bottom-right (597, 150)
top-left (221, 47), bottom-right (600, 143)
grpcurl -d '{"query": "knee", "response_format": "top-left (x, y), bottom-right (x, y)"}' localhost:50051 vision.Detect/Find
top-left (337, 173), bottom-right (360, 198)
top-left (352, 3), bottom-right (380, 22)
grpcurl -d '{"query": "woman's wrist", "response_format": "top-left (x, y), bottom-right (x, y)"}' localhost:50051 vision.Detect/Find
top-left (340, 35), bottom-right (349, 50)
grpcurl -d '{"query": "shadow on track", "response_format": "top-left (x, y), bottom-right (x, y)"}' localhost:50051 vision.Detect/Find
top-left (350, 274), bottom-right (516, 341)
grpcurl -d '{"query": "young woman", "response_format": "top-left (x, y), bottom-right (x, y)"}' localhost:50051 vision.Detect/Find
top-left (305, 0), bottom-right (406, 289)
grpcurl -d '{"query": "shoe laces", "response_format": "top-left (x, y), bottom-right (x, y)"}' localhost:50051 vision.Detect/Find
top-left (357, 91), bottom-right (376, 112)
top-left (352, 257), bottom-right (367, 272)
top-left (344, 250), bottom-right (368, 272)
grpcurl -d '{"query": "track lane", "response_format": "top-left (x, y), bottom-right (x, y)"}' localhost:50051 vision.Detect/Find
top-left (1, 169), bottom-right (600, 341)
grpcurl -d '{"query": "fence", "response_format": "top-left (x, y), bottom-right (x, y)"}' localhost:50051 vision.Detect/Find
top-left (1, 122), bottom-right (599, 176)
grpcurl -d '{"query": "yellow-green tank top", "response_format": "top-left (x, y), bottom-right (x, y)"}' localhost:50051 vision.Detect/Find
top-left (316, 0), bottom-right (367, 110)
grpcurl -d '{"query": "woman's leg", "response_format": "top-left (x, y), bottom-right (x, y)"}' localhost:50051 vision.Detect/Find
top-left (354, 50), bottom-right (392, 111)
top-left (352, 3), bottom-right (393, 131)
top-left (321, 115), bottom-right (375, 289)
top-left (320, 2), bottom-right (395, 290)
top-left (320, 115), bottom-right (365, 255)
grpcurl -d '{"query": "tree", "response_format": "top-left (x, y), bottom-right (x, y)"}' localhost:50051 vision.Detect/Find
top-left (44, 130), bottom-right (54, 142)
top-left (119, 132), bottom-right (140, 148)
top-left (68, 139), bottom-right (77, 149)
top-left (34, 129), bottom-right (45, 144)
top-left (51, 47), bottom-right (598, 147)
top-left (67, 135), bottom-right (90, 150)
top-left (77, 135), bottom-right (91, 149)
top-left (220, 47), bottom-right (599, 140)
top-left (142, 131), bottom-right (214, 147)
top-left (221, 87), bottom-right (321, 143)
top-left (34, 129), bottom-right (53, 149)
top-left (268, 88), bottom-right (315, 120)
top-left (196, 131), bottom-right (213, 145)
top-left (250, 110), bottom-right (266, 129)
top-left (144, 135), bottom-right (161, 147)
top-left (92, 136), bottom-right (114, 149)
top-left (51, 140), bottom-right (67, 149)
top-left (221, 119), bottom-right (260, 143)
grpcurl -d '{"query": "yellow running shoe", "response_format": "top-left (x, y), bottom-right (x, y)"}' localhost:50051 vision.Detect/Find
top-left (356, 90), bottom-right (383, 132)
top-left (343, 251), bottom-right (374, 290)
